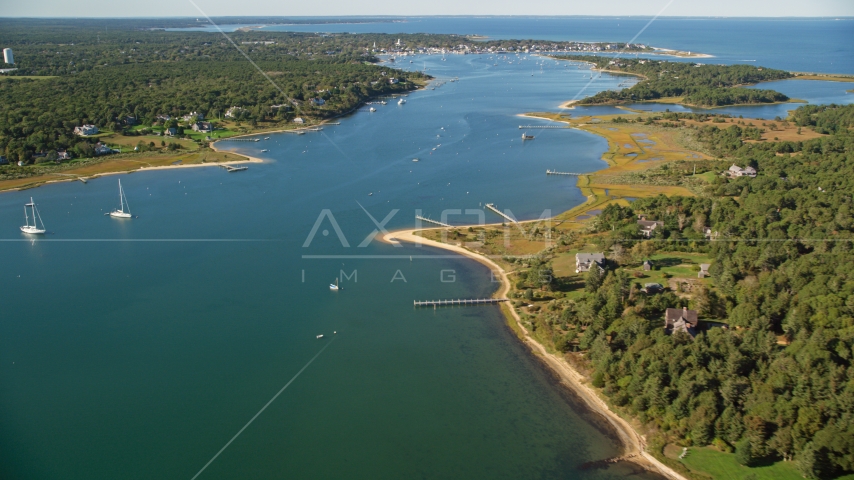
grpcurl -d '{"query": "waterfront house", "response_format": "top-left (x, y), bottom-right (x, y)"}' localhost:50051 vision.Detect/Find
top-left (665, 307), bottom-right (699, 337)
top-left (310, 97), bottom-right (326, 106)
top-left (389, 77), bottom-right (399, 84)
top-left (73, 124), bottom-right (99, 136)
top-left (575, 253), bottom-right (605, 274)
top-left (191, 121), bottom-right (213, 133)
top-left (56, 150), bottom-right (71, 161)
top-left (698, 264), bottom-right (711, 279)
top-left (94, 143), bottom-right (117, 155)
top-left (293, 117), bottom-right (304, 124)
top-left (124, 116), bottom-right (137, 126)
top-left (164, 127), bottom-right (178, 136)
top-left (225, 106), bottom-right (243, 118)
top-left (638, 219), bottom-right (664, 238)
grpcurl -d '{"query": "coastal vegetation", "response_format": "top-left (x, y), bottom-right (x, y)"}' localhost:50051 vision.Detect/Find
top-left (553, 56), bottom-right (793, 107)
top-left (423, 104), bottom-right (854, 479)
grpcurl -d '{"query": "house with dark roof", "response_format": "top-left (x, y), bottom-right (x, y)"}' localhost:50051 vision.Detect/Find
top-left (575, 253), bottom-right (605, 273)
top-left (638, 219), bottom-right (664, 238)
top-left (643, 283), bottom-right (663, 294)
top-left (665, 307), bottom-right (699, 337)
top-left (643, 259), bottom-right (653, 271)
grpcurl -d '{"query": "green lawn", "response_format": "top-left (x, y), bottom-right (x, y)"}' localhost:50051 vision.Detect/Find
top-left (680, 447), bottom-right (802, 480)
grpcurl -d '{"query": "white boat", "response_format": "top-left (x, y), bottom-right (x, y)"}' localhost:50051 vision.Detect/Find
top-left (20, 197), bottom-right (46, 234)
top-left (261, 149), bottom-right (269, 152)
top-left (109, 179), bottom-right (132, 218)
top-left (369, 107), bottom-right (376, 112)
top-left (398, 98), bottom-right (406, 105)
top-left (317, 334), bottom-right (324, 339)
top-left (329, 278), bottom-right (340, 290)
top-left (264, 137), bottom-right (270, 140)
top-left (380, 101), bottom-right (387, 105)
top-left (412, 158), bottom-right (419, 162)
top-left (522, 133), bottom-right (535, 140)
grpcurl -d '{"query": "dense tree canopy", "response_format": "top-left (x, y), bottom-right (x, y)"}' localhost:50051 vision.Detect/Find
top-left (552, 105), bottom-right (854, 478)
top-left (552, 55), bottom-right (793, 107)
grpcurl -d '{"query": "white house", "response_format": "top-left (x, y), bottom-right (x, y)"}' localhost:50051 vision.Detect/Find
top-left (293, 117), bottom-right (304, 124)
top-left (94, 143), bottom-right (118, 155)
top-left (389, 77), bottom-right (399, 84)
top-left (225, 106), bottom-right (243, 118)
top-left (727, 164), bottom-right (757, 178)
top-left (182, 111), bottom-right (204, 122)
top-left (73, 125), bottom-right (99, 136)
top-left (575, 253), bottom-right (605, 273)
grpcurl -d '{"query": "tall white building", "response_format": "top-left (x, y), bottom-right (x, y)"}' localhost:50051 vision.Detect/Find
top-left (3, 48), bottom-right (13, 64)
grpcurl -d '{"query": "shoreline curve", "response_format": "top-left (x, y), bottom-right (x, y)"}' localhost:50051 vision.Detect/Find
top-left (381, 228), bottom-right (687, 480)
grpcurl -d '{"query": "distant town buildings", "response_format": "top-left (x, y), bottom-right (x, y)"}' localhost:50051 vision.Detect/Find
top-left (575, 253), bottom-right (605, 273)
top-left (73, 125), bottom-right (99, 136)
top-left (3, 48), bottom-right (13, 64)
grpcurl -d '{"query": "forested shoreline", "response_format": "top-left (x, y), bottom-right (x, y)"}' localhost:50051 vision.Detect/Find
top-left (512, 104), bottom-right (854, 479)
top-left (553, 55), bottom-right (793, 107)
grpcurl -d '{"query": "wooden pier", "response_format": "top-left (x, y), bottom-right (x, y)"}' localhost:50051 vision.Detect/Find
top-left (218, 138), bottom-right (262, 142)
top-left (415, 215), bottom-right (451, 228)
top-left (414, 298), bottom-right (508, 307)
top-left (546, 170), bottom-right (584, 176)
top-left (220, 165), bottom-right (248, 172)
top-left (518, 125), bottom-right (570, 129)
top-left (485, 203), bottom-right (518, 224)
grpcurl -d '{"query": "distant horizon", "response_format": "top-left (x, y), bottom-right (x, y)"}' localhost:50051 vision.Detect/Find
top-left (2, 0), bottom-right (853, 19)
top-left (2, 15), bottom-right (854, 19)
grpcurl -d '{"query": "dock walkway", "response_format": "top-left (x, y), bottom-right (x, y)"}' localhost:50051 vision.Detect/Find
top-left (415, 215), bottom-right (451, 228)
top-left (484, 203), bottom-right (518, 224)
top-left (414, 298), bottom-right (507, 307)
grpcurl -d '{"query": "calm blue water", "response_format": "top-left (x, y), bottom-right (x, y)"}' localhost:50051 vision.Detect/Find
top-left (2, 20), bottom-right (851, 480)
top-left (170, 17), bottom-right (854, 73)
top-left (0, 54), bottom-right (646, 480)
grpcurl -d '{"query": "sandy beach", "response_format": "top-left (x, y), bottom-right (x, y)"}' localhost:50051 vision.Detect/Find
top-left (382, 228), bottom-right (686, 480)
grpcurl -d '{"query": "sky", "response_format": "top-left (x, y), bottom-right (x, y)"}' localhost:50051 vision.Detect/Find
top-left (2, 0), bottom-right (853, 18)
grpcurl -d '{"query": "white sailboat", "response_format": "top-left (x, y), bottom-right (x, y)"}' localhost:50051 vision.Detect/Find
top-left (329, 278), bottom-right (340, 291)
top-left (20, 197), bottom-right (46, 234)
top-left (398, 98), bottom-right (406, 105)
top-left (110, 179), bottom-right (132, 218)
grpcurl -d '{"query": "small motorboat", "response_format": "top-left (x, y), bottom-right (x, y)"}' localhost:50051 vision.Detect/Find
top-left (369, 107), bottom-right (376, 112)
top-left (330, 278), bottom-right (340, 290)
top-left (261, 149), bottom-right (269, 152)
top-left (317, 334), bottom-right (324, 339)
top-left (412, 158), bottom-right (419, 162)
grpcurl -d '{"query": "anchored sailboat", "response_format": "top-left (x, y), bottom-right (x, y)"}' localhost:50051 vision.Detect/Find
top-left (110, 179), bottom-right (132, 218)
top-left (21, 197), bottom-right (46, 234)
top-left (329, 278), bottom-right (340, 291)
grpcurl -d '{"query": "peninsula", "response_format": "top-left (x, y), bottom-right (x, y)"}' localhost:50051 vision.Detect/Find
top-left (390, 103), bottom-right (854, 480)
